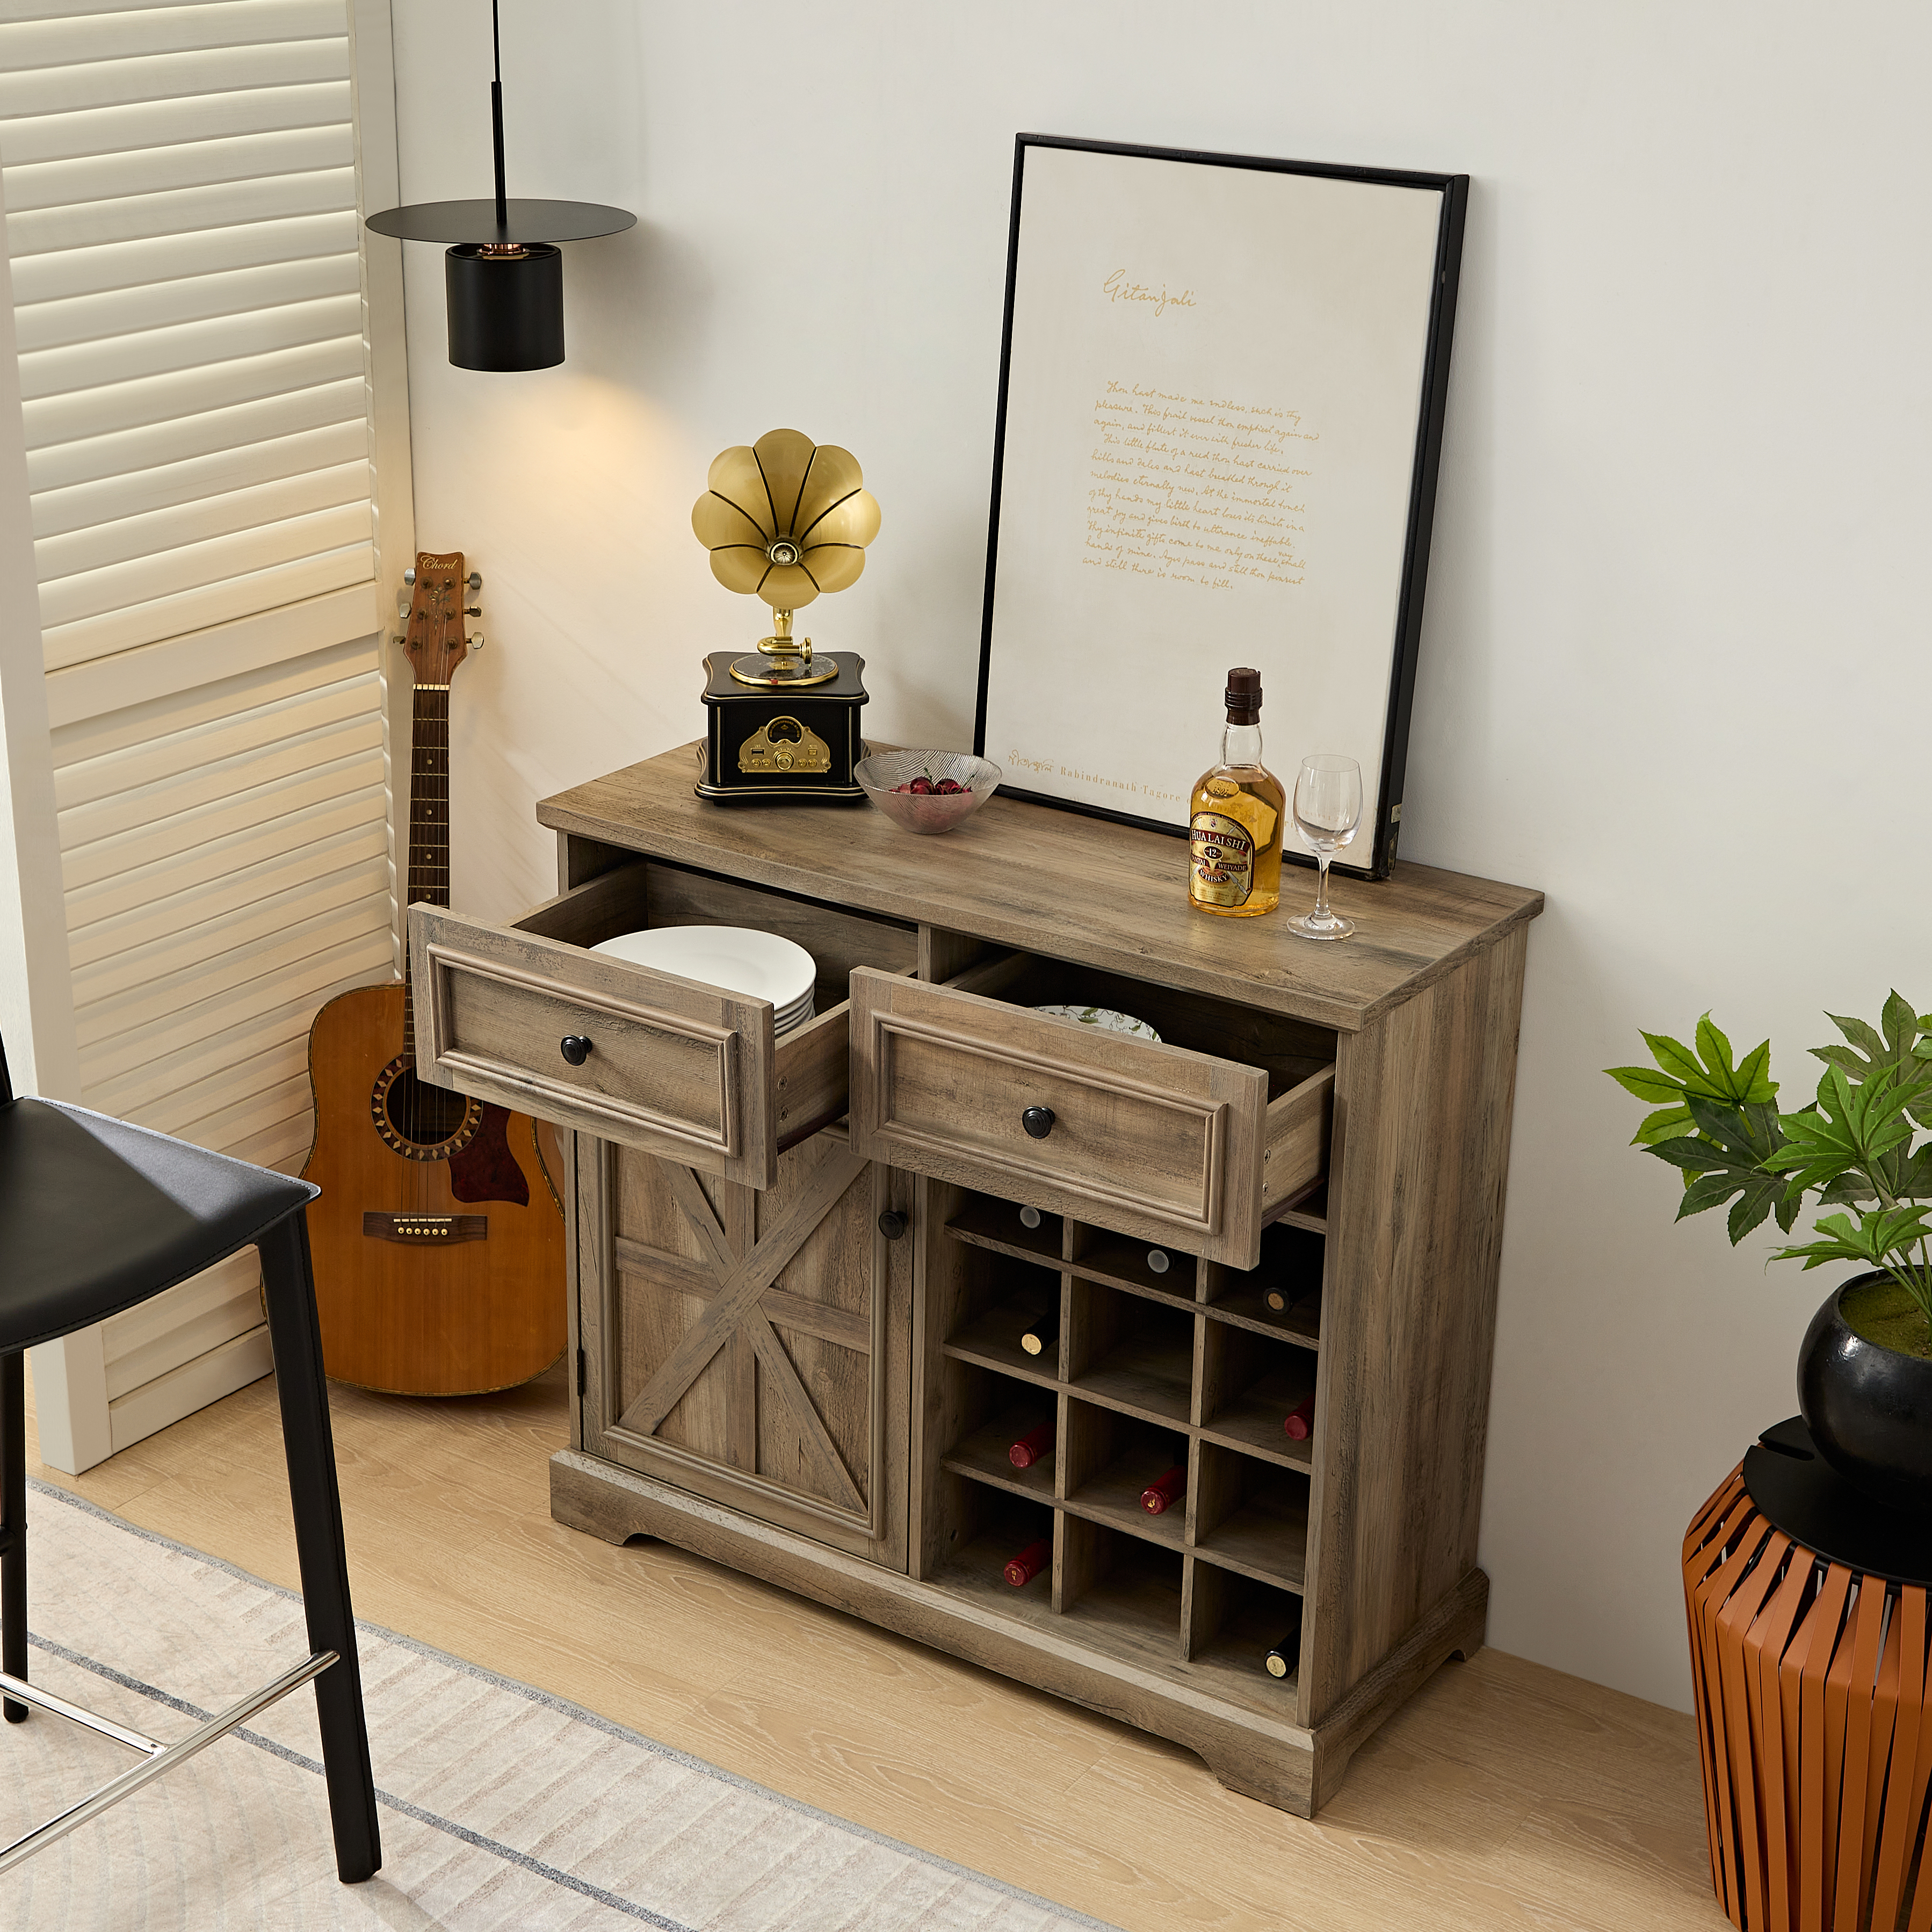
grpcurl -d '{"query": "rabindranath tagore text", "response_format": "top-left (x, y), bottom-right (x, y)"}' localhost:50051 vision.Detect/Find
top-left (1085, 381), bottom-right (1318, 590)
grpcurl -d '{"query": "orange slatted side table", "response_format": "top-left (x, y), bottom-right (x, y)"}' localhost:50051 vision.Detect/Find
top-left (1684, 1417), bottom-right (1932, 1932)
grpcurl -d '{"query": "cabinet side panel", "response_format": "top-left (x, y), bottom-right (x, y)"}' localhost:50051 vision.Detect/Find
top-left (1301, 924), bottom-right (1528, 1725)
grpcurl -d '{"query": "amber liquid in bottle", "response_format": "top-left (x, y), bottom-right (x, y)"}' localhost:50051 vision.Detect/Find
top-left (1189, 669), bottom-right (1285, 918)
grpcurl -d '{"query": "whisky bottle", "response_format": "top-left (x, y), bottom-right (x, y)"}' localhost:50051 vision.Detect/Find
top-left (1188, 668), bottom-right (1285, 918)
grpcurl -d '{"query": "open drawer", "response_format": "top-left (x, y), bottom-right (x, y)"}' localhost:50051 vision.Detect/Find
top-left (848, 953), bottom-right (1334, 1268)
top-left (408, 860), bottom-right (917, 1189)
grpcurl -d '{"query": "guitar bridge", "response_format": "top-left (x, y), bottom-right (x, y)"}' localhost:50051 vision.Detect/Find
top-left (361, 1213), bottom-right (488, 1244)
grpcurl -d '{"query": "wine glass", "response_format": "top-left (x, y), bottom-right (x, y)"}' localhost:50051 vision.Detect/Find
top-left (1285, 754), bottom-right (1362, 941)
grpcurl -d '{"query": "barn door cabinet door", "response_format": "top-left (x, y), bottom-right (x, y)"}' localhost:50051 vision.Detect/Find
top-left (577, 1123), bottom-right (911, 1567)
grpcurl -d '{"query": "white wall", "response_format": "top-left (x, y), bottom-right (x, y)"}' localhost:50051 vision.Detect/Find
top-left (389, 0), bottom-right (1932, 1712)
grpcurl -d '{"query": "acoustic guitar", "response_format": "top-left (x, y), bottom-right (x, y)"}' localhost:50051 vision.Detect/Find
top-left (301, 551), bottom-right (566, 1394)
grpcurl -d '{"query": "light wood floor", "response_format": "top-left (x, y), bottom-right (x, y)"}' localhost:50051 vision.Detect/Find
top-left (23, 1367), bottom-right (1724, 1931)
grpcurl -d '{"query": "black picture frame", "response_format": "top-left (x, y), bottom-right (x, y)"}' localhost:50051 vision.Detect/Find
top-left (972, 134), bottom-right (1467, 879)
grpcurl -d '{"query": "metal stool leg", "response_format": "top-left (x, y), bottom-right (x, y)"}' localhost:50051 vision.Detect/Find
top-left (2, 1351), bottom-right (24, 1724)
top-left (257, 1213), bottom-right (381, 1884)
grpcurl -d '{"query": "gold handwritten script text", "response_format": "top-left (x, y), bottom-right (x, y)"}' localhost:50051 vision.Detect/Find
top-left (1085, 380), bottom-right (1318, 591)
top-left (1102, 270), bottom-right (1198, 318)
top-left (1005, 749), bottom-right (1185, 808)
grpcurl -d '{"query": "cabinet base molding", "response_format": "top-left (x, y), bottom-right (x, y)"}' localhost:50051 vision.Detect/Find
top-left (550, 1446), bottom-right (1487, 1815)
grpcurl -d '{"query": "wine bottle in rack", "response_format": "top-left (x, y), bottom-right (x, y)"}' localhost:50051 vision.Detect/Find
top-left (1003, 1538), bottom-right (1051, 1587)
top-left (1009, 1421), bottom-right (1056, 1469)
top-left (1140, 1459), bottom-right (1188, 1515)
top-left (1019, 1308), bottom-right (1059, 1358)
top-left (1018, 1205), bottom-right (1043, 1230)
top-left (1147, 1248), bottom-right (1171, 1275)
top-left (1283, 1394), bottom-right (1315, 1440)
top-left (1264, 1600), bottom-right (1305, 1678)
top-left (1265, 1289), bottom-right (1288, 1311)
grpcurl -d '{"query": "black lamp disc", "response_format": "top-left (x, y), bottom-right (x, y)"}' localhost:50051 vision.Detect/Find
top-left (366, 197), bottom-right (634, 245)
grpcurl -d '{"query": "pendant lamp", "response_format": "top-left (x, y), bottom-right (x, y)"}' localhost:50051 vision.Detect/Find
top-left (365, 0), bottom-right (634, 371)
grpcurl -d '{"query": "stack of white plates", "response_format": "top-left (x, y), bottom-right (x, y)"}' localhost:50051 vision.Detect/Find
top-left (591, 927), bottom-right (817, 1038)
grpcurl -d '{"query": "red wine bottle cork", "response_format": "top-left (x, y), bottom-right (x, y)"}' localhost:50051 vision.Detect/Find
top-left (1009, 1421), bottom-right (1056, 1469)
top-left (1140, 1464), bottom-right (1187, 1514)
top-left (1283, 1394), bottom-right (1315, 1439)
top-left (1003, 1538), bottom-right (1051, 1587)
top-left (1265, 1289), bottom-right (1288, 1312)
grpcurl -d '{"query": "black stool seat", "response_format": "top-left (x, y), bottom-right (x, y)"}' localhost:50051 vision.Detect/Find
top-left (1, 1045), bottom-right (379, 1886)
top-left (0, 1099), bottom-right (315, 1350)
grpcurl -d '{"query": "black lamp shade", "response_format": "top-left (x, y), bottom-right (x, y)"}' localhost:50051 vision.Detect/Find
top-left (445, 243), bottom-right (563, 372)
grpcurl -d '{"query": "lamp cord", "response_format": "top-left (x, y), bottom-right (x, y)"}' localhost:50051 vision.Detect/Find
top-left (489, 0), bottom-right (508, 229)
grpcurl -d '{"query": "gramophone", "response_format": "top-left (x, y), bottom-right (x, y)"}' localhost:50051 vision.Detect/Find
top-left (690, 428), bottom-right (880, 804)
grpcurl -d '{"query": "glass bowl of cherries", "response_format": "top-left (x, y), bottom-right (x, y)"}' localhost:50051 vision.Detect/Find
top-left (854, 749), bottom-right (1002, 835)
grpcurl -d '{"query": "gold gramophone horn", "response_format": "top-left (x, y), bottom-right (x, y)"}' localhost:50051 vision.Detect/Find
top-left (691, 428), bottom-right (881, 687)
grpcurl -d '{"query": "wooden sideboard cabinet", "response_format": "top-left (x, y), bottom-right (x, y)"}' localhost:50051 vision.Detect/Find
top-left (408, 744), bottom-right (1544, 1816)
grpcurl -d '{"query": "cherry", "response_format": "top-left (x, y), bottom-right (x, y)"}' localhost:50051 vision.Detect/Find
top-left (936, 779), bottom-right (963, 795)
top-left (909, 776), bottom-right (933, 794)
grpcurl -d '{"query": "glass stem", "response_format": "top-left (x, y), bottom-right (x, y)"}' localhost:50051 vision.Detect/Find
top-left (1313, 852), bottom-right (1332, 924)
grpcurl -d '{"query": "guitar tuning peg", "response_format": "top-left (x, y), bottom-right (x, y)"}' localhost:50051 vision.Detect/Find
top-left (465, 606), bottom-right (482, 618)
top-left (403, 566), bottom-right (417, 585)
top-left (467, 634), bottom-right (485, 651)
top-left (466, 572), bottom-right (482, 591)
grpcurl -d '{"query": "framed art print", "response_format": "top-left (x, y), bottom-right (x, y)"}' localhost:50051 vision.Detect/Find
top-left (973, 135), bottom-right (1467, 878)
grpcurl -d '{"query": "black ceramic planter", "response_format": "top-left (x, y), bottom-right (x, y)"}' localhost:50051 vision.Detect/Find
top-left (1797, 1272), bottom-right (1932, 1511)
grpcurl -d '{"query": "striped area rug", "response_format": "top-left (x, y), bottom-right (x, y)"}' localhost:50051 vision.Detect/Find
top-left (4, 1481), bottom-right (1115, 1930)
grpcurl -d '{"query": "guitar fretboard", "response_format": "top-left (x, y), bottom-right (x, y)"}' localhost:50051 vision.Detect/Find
top-left (402, 683), bottom-right (451, 1053)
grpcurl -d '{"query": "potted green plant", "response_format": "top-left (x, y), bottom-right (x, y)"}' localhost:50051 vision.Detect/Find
top-left (1608, 993), bottom-right (1932, 1509)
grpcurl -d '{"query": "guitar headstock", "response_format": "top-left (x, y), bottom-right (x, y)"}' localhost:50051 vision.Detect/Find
top-left (400, 551), bottom-right (479, 686)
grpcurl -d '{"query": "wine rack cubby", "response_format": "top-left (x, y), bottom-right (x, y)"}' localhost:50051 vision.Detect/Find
top-left (529, 750), bottom-right (1539, 1815)
top-left (924, 1185), bottom-right (1322, 1709)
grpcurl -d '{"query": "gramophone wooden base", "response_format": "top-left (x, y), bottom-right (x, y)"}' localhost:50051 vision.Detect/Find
top-left (1683, 1444), bottom-right (1932, 1931)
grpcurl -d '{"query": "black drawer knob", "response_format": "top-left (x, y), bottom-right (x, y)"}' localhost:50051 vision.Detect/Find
top-left (1021, 1105), bottom-right (1055, 1140)
top-left (560, 1035), bottom-right (594, 1067)
top-left (877, 1210), bottom-right (908, 1241)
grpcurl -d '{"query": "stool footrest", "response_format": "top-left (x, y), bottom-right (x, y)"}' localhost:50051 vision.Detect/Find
top-left (0, 1648), bottom-right (337, 1876)
top-left (0, 1670), bottom-right (163, 1754)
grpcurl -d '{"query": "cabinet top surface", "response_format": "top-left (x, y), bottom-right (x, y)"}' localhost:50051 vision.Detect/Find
top-left (538, 745), bottom-right (1544, 1032)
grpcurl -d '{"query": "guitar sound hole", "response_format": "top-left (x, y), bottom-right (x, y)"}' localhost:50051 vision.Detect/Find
top-left (380, 1067), bottom-right (471, 1149)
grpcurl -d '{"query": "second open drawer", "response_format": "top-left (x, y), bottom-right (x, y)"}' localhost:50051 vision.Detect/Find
top-left (846, 953), bottom-right (1335, 1268)
top-left (408, 859), bottom-right (917, 1189)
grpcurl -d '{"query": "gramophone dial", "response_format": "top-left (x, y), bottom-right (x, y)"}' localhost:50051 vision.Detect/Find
top-left (728, 653), bottom-right (841, 687)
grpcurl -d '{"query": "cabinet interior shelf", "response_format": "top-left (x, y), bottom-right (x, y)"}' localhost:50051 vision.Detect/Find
top-left (1203, 1365), bottom-right (1318, 1471)
top-left (1206, 1284), bottom-right (1322, 1348)
top-left (944, 1301), bottom-right (1061, 1389)
top-left (941, 1410), bottom-right (1057, 1503)
top-left (942, 1195), bottom-right (1063, 1268)
top-left (927, 1536), bottom-right (1302, 1721)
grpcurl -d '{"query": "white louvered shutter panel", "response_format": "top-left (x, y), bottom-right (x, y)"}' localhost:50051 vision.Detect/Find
top-left (1, 0), bottom-right (404, 1455)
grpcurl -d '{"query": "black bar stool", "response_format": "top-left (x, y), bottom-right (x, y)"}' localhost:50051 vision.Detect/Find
top-left (0, 1034), bottom-right (380, 1883)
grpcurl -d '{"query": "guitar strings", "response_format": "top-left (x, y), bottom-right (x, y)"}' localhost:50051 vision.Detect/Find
top-left (401, 571), bottom-right (457, 1215)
